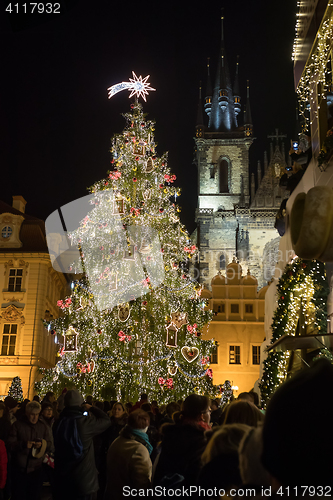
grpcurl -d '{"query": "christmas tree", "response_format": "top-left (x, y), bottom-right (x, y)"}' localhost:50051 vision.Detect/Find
top-left (36, 95), bottom-right (215, 403)
top-left (8, 376), bottom-right (24, 402)
top-left (220, 380), bottom-right (233, 406)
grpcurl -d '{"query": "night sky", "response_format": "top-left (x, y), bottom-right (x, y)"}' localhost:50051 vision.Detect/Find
top-left (1, 0), bottom-right (297, 233)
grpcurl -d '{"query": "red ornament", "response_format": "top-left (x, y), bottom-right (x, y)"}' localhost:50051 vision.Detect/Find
top-left (133, 177), bottom-right (137, 182)
top-left (281, 296), bottom-right (284, 300)
top-left (97, 329), bottom-right (102, 335)
top-left (159, 208), bottom-right (164, 213)
top-left (50, 329), bottom-right (56, 336)
top-left (159, 184), bottom-right (164, 189)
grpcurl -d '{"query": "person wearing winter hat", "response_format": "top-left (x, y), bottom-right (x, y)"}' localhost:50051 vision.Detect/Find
top-left (53, 388), bottom-right (110, 500)
top-left (262, 358), bottom-right (333, 490)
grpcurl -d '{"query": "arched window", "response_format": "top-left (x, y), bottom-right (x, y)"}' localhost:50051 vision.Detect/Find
top-left (219, 159), bottom-right (229, 193)
top-left (219, 253), bottom-right (226, 270)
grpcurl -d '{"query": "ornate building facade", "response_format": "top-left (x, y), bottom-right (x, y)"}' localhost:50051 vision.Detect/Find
top-left (193, 17), bottom-right (290, 289)
top-left (0, 196), bottom-right (67, 399)
top-left (202, 260), bottom-right (268, 393)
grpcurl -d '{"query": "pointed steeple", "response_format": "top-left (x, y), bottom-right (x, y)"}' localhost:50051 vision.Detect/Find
top-left (196, 82), bottom-right (204, 138)
top-left (233, 56), bottom-right (241, 122)
top-left (257, 160), bottom-right (262, 186)
top-left (244, 80), bottom-right (253, 137)
top-left (264, 150), bottom-right (268, 172)
top-left (208, 11), bottom-right (237, 132)
top-left (204, 58), bottom-right (212, 118)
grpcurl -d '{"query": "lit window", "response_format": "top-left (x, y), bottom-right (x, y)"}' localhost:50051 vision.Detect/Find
top-left (1, 324), bottom-right (17, 356)
top-left (1, 226), bottom-right (12, 238)
top-left (230, 304), bottom-right (239, 314)
top-left (229, 345), bottom-right (241, 364)
top-left (252, 345), bottom-right (260, 365)
top-left (8, 269), bottom-right (23, 292)
top-left (245, 304), bottom-right (253, 313)
top-left (210, 345), bottom-right (218, 364)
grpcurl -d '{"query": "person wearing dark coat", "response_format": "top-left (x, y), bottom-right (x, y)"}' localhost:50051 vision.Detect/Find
top-left (53, 389), bottom-right (111, 500)
top-left (153, 394), bottom-right (211, 488)
top-left (7, 401), bottom-right (52, 500)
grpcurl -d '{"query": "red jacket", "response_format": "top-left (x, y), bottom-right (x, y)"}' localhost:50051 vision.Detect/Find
top-left (0, 439), bottom-right (7, 489)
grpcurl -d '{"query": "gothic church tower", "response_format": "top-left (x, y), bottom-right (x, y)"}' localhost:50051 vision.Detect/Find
top-left (194, 15), bottom-right (286, 289)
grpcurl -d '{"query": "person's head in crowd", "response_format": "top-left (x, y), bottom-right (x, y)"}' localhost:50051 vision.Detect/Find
top-left (181, 394), bottom-right (211, 426)
top-left (165, 402), bottom-right (180, 418)
top-left (141, 403), bottom-right (152, 413)
top-left (64, 389), bottom-right (84, 408)
top-left (26, 401), bottom-right (41, 424)
top-left (201, 423), bottom-right (251, 466)
top-left (239, 425), bottom-right (271, 488)
top-left (211, 399), bottom-right (220, 411)
top-left (111, 402), bottom-right (127, 419)
top-left (237, 392), bottom-right (254, 404)
top-left (41, 402), bottom-right (54, 420)
top-left (223, 400), bottom-right (264, 427)
top-left (262, 358), bottom-right (333, 488)
top-left (103, 400), bottom-right (111, 413)
top-left (44, 391), bottom-right (56, 403)
top-left (249, 390), bottom-right (259, 407)
top-left (128, 409), bottom-right (150, 431)
top-left (124, 402), bottom-right (132, 413)
top-left (4, 396), bottom-right (19, 414)
top-left (33, 395), bottom-right (40, 402)
top-left (93, 400), bottom-right (104, 411)
top-left (85, 395), bottom-right (93, 405)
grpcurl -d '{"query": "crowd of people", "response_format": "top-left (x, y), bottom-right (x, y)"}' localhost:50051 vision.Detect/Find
top-left (0, 357), bottom-right (332, 500)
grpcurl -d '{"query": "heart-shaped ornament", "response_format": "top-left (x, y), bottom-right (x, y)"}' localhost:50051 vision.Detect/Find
top-left (181, 346), bottom-right (199, 363)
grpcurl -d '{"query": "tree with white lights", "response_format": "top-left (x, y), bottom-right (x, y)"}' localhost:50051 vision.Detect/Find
top-left (36, 78), bottom-right (215, 403)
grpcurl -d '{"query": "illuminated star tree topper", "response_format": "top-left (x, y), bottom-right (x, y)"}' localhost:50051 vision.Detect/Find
top-left (107, 71), bottom-right (155, 102)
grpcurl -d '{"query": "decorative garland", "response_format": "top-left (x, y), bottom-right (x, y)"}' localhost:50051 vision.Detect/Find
top-left (259, 258), bottom-right (329, 408)
top-left (295, 7), bottom-right (333, 132)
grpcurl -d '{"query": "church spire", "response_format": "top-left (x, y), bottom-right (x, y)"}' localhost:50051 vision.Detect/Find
top-left (196, 82), bottom-right (204, 138)
top-left (204, 58), bottom-right (212, 118)
top-left (208, 10), bottom-right (237, 132)
top-left (233, 55), bottom-right (241, 122)
top-left (244, 80), bottom-right (253, 137)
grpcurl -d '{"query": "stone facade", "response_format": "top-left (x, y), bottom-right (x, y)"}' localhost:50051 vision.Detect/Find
top-left (0, 197), bottom-right (68, 399)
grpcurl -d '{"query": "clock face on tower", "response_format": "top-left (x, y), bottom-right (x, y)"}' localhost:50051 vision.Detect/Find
top-left (1, 226), bottom-right (12, 239)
